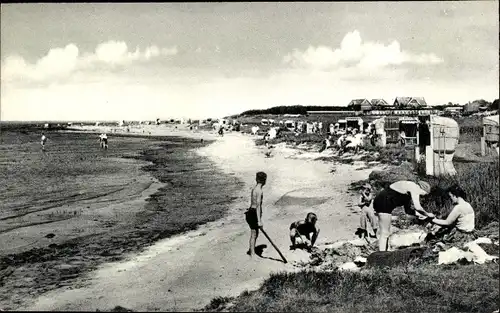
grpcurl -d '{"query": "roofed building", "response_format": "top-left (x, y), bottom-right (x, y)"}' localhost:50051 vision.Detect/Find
top-left (393, 97), bottom-right (427, 108)
top-left (348, 99), bottom-right (372, 111)
top-left (370, 99), bottom-right (390, 109)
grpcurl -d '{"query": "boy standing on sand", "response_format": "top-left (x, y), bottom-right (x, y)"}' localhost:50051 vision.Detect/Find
top-left (245, 172), bottom-right (267, 258)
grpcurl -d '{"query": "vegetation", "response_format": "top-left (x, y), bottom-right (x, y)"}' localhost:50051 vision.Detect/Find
top-left (203, 263), bottom-right (499, 312)
top-left (240, 105), bottom-right (351, 116)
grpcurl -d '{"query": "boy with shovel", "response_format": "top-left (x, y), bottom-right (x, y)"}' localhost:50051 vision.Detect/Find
top-left (245, 172), bottom-right (267, 258)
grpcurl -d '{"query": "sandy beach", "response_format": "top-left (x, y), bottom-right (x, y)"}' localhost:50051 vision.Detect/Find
top-left (20, 126), bottom-right (379, 311)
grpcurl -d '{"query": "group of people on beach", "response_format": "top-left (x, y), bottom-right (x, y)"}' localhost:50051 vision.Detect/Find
top-left (357, 179), bottom-right (476, 251)
top-left (39, 132), bottom-right (109, 151)
top-left (245, 171), bottom-right (476, 258)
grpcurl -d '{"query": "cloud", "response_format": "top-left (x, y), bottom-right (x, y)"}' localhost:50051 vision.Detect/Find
top-left (283, 30), bottom-right (444, 71)
top-left (1, 41), bottom-right (178, 83)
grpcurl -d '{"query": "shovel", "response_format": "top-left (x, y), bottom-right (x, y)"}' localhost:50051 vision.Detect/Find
top-left (260, 227), bottom-right (288, 264)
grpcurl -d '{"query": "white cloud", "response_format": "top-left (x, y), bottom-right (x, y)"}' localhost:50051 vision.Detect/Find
top-left (1, 41), bottom-right (178, 83)
top-left (283, 30), bottom-right (444, 71)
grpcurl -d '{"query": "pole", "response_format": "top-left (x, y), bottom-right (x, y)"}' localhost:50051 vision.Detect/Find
top-left (260, 227), bottom-right (288, 264)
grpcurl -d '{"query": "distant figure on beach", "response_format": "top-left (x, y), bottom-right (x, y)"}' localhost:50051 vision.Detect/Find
top-left (355, 183), bottom-right (378, 240)
top-left (289, 212), bottom-right (320, 252)
top-left (251, 126), bottom-right (259, 135)
top-left (319, 136), bottom-right (331, 153)
top-left (245, 171), bottom-right (267, 258)
top-left (101, 133), bottom-right (108, 149)
top-left (426, 184), bottom-right (476, 245)
top-left (41, 132), bottom-right (47, 151)
top-left (264, 141), bottom-right (272, 158)
top-left (218, 127), bottom-right (224, 137)
top-left (373, 180), bottom-right (435, 251)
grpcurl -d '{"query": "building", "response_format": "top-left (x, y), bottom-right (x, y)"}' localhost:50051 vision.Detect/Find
top-left (444, 106), bottom-right (464, 116)
top-left (348, 99), bottom-right (372, 111)
top-left (370, 99), bottom-right (390, 109)
top-left (393, 97), bottom-right (427, 108)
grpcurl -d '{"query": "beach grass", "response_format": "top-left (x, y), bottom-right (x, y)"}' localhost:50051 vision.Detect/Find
top-left (203, 263), bottom-right (499, 313)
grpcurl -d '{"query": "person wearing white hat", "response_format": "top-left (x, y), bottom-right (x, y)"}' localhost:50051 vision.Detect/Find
top-left (373, 180), bottom-right (435, 251)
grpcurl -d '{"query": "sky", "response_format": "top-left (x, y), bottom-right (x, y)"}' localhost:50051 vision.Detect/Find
top-left (1, 2), bottom-right (499, 121)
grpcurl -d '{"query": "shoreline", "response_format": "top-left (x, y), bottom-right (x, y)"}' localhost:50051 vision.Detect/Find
top-left (0, 129), bottom-right (243, 310)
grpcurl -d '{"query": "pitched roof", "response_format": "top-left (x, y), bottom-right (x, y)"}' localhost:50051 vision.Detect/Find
top-left (348, 99), bottom-right (371, 106)
top-left (394, 97), bottom-right (427, 107)
top-left (371, 99), bottom-right (389, 106)
top-left (394, 97), bottom-right (413, 106)
top-left (412, 97), bottom-right (427, 106)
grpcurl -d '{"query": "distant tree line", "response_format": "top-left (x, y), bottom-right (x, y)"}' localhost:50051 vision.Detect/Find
top-left (240, 105), bottom-right (351, 116)
top-left (240, 99), bottom-right (499, 117)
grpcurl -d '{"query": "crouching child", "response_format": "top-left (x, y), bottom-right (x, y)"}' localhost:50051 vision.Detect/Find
top-left (289, 212), bottom-right (320, 252)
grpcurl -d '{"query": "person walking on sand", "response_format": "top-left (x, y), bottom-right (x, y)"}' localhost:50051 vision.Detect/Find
top-left (41, 132), bottom-right (48, 151)
top-left (245, 172), bottom-right (267, 258)
top-left (355, 183), bottom-right (378, 240)
top-left (101, 133), bottom-right (108, 149)
top-left (426, 184), bottom-right (476, 245)
top-left (289, 212), bottom-right (320, 252)
top-left (373, 180), bottom-right (435, 251)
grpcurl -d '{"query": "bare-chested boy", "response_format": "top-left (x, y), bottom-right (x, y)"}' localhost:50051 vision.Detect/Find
top-left (245, 171), bottom-right (267, 258)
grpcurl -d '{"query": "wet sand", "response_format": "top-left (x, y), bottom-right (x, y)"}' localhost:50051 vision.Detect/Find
top-left (0, 127), bottom-right (241, 310)
top-left (20, 129), bottom-right (380, 311)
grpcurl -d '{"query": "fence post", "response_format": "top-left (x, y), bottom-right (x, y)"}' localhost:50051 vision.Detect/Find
top-left (425, 145), bottom-right (434, 176)
top-left (481, 137), bottom-right (486, 156)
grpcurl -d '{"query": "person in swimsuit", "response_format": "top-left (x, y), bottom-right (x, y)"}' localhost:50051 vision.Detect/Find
top-left (245, 171), bottom-right (267, 258)
top-left (289, 212), bottom-right (320, 251)
top-left (373, 180), bottom-right (435, 251)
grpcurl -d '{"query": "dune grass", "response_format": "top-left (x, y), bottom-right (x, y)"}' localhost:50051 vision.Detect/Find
top-left (204, 263), bottom-right (499, 313)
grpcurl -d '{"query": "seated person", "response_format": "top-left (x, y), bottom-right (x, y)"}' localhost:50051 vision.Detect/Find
top-left (290, 213), bottom-right (320, 251)
top-left (355, 183), bottom-right (378, 239)
top-left (426, 184), bottom-right (476, 245)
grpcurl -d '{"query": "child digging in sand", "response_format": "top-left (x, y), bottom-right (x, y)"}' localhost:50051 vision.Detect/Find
top-left (289, 212), bottom-right (320, 252)
top-left (245, 171), bottom-right (267, 258)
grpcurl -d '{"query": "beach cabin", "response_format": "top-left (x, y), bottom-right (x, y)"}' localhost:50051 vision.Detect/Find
top-left (424, 116), bottom-right (459, 176)
top-left (398, 117), bottom-right (420, 146)
top-left (285, 120), bottom-right (295, 131)
top-left (346, 117), bottom-right (363, 132)
top-left (44, 123), bottom-right (50, 129)
top-left (336, 119), bottom-right (347, 134)
top-left (481, 114), bottom-right (499, 156)
top-left (261, 119), bottom-right (269, 126)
